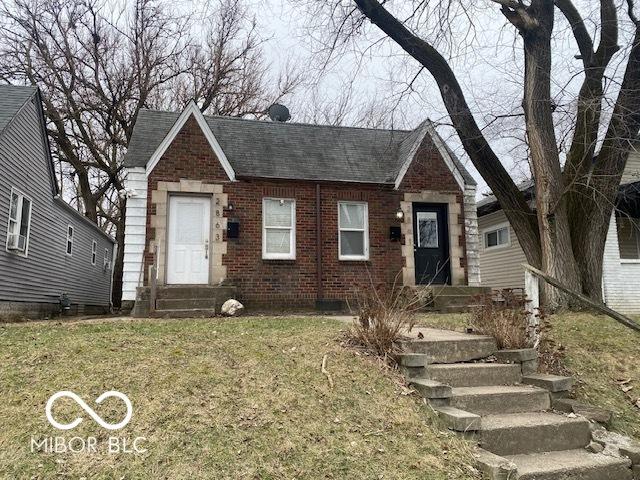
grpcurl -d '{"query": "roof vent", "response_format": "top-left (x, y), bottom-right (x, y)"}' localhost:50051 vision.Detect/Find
top-left (267, 104), bottom-right (291, 122)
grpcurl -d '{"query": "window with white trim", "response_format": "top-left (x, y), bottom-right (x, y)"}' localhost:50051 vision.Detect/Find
top-left (104, 248), bottom-right (111, 271)
top-left (91, 240), bottom-right (97, 265)
top-left (484, 225), bottom-right (509, 249)
top-left (6, 188), bottom-right (32, 255)
top-left (66, 225), bottom-right (74, 255)
top-left (338, 201), bottom-right (369, 260)
top-left (7, 188), bottom-right (31, 256)
top-left (262, 198), bottom-right (296, 260)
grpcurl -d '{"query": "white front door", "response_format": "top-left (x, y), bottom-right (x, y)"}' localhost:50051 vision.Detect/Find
top-left (167, 196), bottom-right (210, 284)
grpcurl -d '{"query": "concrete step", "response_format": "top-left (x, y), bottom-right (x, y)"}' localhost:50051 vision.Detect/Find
top-left (479, 412), bottom-right (591, 456)
top-left (449, 385), bottom-right (550, 415)
top-left (399, 333), bottom-right (497, 363)
top-left (156, 285), bottom-right (236, 299)
top-left (506, 449), bottom-right (632, 480)
top-left (156, 298), bottom-right (218, 310)
top-left (421, 285), bottom-right (491, 296)
top-left (151, 308), bottom-right (217, 318)
top-left (424, 363), bottom-right (522, 387)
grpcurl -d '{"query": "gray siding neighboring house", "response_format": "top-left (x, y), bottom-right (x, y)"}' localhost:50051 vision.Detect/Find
top-left (0, 85), bottom-right (115, 320)
top-left (477, 161), bottom-right (640, 314)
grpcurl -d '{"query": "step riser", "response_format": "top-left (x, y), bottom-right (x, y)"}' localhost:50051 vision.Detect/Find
top-left (156, 298), bottom-right (218, 310)
top-left (156, 286), bottom-right (236, 299)
top-left (424, 364), bottom-right (522, 387)
top-left (401, 338), bottom-right (497, 363)
top-left (480, 421), bottom-right (592, 456)
top-left (516, 464), bottom-right (632, 480)
top-left (151, 309), bottom-right (217, 318)
top-left (450, 391), bottom-right (550, 415)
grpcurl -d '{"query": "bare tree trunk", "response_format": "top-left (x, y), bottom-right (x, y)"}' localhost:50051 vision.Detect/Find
top-left (516, 0), bottom-right (582, 307)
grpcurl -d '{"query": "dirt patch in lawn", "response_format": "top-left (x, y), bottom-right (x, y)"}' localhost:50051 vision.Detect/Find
top-left (0, 316), bottom-right (477, 479)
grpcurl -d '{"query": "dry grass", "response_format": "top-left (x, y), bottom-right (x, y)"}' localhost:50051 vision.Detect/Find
top-left (547, 313), bottom-right (640, 437)
top-left (0, 316), bottom-right (478, 479)
top-left (346, 284), bottom-right (423, 361)
top-left (469, 294), bottom-right (533, 350)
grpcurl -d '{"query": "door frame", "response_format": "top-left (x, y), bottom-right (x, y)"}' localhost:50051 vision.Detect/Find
top-left (165, 193), bottom-right (212, 285)
top-left (412, 202), bottom-right (451, 285)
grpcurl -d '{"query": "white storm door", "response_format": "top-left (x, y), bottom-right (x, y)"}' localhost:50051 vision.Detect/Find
top-left (167, 196), bottom-right (210, 285)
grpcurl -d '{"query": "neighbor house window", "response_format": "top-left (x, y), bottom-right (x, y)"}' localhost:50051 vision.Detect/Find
top-left (262, 198), bottom-right (296, 260)
top-left (104, 248), bottom-right (111, 270)
top-left (338, 201), bottom-right (369, 260)
top-left (6, 188), bottom-right (32, 255)
top-left (484, 225), bottom-right (509, 249)
top-left (66, 226), bottom-right (74, 255)
top-left (91, 240), bottom-right (97, 265)
top-left (617, 217), bottom-right (640, 260)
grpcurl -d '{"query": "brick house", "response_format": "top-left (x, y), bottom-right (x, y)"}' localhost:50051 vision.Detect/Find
top-left (122, 102), bottom-right (481, 314)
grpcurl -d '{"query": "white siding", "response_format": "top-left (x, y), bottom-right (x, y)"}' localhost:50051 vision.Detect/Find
top-left (122, 167), bottom-right (147, 301)
top-left (623, 150), bottom-right (640, 185)
top-left (603, 215), bottom-right (640, 313)
top-left (477, 210), bottom-right (527, 290)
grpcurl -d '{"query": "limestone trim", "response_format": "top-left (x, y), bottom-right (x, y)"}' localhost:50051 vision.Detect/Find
top-left (401, 191), bottom-right (465, 286)
top-left (150, 179), bottom-right (228, 286)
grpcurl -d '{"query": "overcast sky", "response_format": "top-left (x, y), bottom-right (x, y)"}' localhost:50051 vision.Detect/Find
top-left (198, 0), bottom-right (634, 198)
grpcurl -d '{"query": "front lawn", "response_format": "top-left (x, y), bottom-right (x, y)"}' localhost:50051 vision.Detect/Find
top-left (0, 316), bottom-right (476, 479)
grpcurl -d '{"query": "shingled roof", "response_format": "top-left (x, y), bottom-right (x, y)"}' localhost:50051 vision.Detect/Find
top-left (0, 85), bottom-right (37, 139)
top-left (124, 107), bottom-right (476, 186)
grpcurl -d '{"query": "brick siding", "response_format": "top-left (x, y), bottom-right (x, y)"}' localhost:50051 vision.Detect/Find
top-left (143, 116), bottom-right (466, 307)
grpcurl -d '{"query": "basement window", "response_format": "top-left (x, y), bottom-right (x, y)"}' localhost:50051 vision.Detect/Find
top-left (338, 201), bottom-right (369, 261)
top-left (484, 225), bottom-right (510, 250)
top-left (262, 198), bottom-right (296, 260)
top-left (6, 188), bottom-right (32, 256)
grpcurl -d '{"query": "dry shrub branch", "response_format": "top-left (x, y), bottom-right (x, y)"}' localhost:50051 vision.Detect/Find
top-left (470, 290), bottom-right (536, 350)
top-left (345, 274), bottom-right (427, 362)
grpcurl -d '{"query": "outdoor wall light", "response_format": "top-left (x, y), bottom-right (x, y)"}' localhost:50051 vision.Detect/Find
top-left (225, 203), bottom-right (235, 212)
top-left (395, 209), bottom-right (405, 220)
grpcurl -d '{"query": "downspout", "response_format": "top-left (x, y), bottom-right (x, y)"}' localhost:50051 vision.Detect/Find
top-left (316, 183), bottom-right (323, 306)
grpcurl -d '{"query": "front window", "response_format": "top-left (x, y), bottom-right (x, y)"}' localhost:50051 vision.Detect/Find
top-left (484, 225), bottom-right (509, 249)
top-left (6, 188), bottom-right (32, 255)
top-left (262, 198), bottom-right (296, 260)
top-left (338, 201), bottom-right (369, 260)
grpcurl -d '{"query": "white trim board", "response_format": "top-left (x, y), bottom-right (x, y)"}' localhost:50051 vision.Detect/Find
top-left (394, 119), bottom-right (466, 191)
top-left (145, 101), bottom-right (236, 181)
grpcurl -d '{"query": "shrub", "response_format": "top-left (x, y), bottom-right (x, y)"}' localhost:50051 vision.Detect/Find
top-left (345, 280), bottom-right (425, 361)
top-left (470, 291), bottom-right (536, 350)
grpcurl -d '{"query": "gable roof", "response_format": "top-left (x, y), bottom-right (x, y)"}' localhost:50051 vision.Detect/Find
top-left (0, 84), bottom-right (38, 139)
top-left (124, 106), bottom-right (476, 187)
top-left (0, 83), bottom-right (114, 243)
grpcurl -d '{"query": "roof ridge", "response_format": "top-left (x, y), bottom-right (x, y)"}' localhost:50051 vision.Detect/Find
top-left (138, 107), bottom-right (412, 134)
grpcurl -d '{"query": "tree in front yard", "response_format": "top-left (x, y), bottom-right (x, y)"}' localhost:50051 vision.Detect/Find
top-left (297, 0), bottom-right (640, 308)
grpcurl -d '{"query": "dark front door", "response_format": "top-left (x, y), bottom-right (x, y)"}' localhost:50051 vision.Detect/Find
top-left (413, 203), bottom-right (450, 285)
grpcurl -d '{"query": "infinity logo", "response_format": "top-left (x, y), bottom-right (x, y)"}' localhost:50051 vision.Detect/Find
top-left (45, 391), bottom-right (133, 431)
